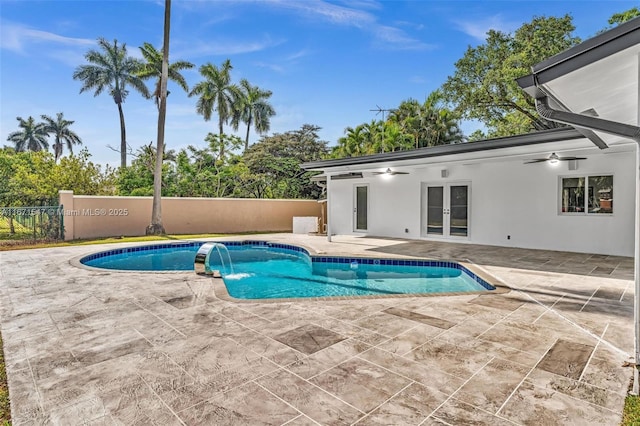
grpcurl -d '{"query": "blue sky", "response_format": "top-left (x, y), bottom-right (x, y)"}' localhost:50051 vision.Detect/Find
top-left (1, 0), bottom-right (637, 167)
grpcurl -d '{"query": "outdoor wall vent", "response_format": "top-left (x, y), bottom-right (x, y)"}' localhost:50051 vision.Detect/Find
top-left (568, 159), bottom-right (579, 170)
top-left (331, 172), bottom-right (364, 180)
top-left (441, 169), bottom-right (449, 178)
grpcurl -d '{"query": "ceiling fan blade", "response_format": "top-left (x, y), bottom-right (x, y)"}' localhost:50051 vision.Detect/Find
top-left (389, 171), bottom-right (410, 175)
top-left (372, 172), bottom-right (384, 175)
top-left (558, 157), bottom-right (587, 161)
top-left (524, 159), bottom-right (549, 164)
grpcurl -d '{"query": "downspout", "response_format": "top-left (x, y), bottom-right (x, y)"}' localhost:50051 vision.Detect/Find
top-left (534, 87), bottom-right (640, 394)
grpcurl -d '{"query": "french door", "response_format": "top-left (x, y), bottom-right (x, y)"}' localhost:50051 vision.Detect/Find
top-left (422, 183), bottom-right (470, 238)
top-left (353, 184), bottom-right (368, 232)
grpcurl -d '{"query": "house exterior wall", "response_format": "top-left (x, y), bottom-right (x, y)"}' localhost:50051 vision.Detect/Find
top-left (328, 149), bottom-right (635, 256)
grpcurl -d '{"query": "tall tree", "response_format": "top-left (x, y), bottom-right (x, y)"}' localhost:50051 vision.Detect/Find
top-left (333, 124), bottom-right (369, 158)
top-left (442, 15), bottom-right (580, 137)
top-left (41, 112), bottom-right (82, 162)
top-left (389, 91), bottom-right (464, 148)
top-left (331, 91), bottom-right (464, 159)
top-left (73, 38), bottom-right (150, 168)
top-left (244, 124), bottom-right (329, 199)
top-left (189, 59), bottom-right (239, 159)
top-left (6, 116), bottom-right (49, 153)
top-left (608, 7), bottom-right (640, 27)
top-left (232, 79), bottom-right (276, 151)
top-left (372, 122), bottom-right (413, 153)
top-left (136, 41), bottom-right (194, 108)
top-left (146, 0), bottom-right (172, 236)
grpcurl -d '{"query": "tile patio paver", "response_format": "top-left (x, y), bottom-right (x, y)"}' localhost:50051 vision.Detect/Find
top-left (309, 358), bottom-right (411, 413)
top-left (0, 234), bottom-right (634, 425)
top-left (273, 324), bottom-right (346, 355)
top-left (536, 339), bottom-right (595, 380)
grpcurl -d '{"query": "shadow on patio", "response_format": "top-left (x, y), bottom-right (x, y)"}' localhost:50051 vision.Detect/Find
top-left (363, 238), bottom-right (634, 280)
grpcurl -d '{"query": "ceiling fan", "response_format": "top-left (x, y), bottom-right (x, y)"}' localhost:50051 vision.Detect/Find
top-left (524, 153), bottom-right (586, 165)
top-left (372, 168), bottom-right (410, 175)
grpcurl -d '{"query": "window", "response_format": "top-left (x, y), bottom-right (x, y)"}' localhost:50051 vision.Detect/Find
top-left (561, 175), bottom-right (613, 214)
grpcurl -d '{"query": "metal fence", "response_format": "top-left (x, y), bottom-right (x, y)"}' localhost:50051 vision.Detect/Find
top-left (0, 198), bottom-right (64, 244)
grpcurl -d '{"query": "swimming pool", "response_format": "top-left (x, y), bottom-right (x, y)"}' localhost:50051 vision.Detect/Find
top-left (80, 241), bottom-right (496, 299)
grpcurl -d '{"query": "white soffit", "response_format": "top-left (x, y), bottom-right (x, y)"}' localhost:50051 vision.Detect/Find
top-left (544, 44), bottom-right (640, 146)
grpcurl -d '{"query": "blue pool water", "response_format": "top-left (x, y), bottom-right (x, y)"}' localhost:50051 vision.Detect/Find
top-left (81, 241), bottom-right (494, 299)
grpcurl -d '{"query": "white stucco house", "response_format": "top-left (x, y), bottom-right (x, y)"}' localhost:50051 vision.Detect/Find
top-left (303, 17), bottom-right (640, 392)
top-left (302, 17), bottom-right (640, 259)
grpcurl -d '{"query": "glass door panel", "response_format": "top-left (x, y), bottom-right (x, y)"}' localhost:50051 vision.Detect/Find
top-left (355, 185), bottom-right (368, 231)
top-left (449, 185), bottom-right (468, 237)
top-left (427, 186), bottom-right (444, 235)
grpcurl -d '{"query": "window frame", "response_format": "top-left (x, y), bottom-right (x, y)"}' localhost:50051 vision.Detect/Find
top-left (558, 174), bottom-right (614, 216)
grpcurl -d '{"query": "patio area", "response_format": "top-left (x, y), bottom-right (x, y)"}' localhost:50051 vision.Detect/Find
top-left (0, 233), bottom-right (635, 425)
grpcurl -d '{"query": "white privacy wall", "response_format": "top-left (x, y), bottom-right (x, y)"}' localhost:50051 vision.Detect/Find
top-left (327, 149), bottom-right (636, 256)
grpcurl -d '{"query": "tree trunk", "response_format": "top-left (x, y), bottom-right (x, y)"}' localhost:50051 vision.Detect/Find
top-left (8, 216), bottom-right (15, 234)
top-left (55, 137), bottom-right (62, 163)
top-left (244, 115), bottom-right (252, 152)
top-left (218, 118), bottom-right (225, 159)
top-left (146, 0), bottom-right (171, 236)
top-left (117, 102), bottom-right (127, 169)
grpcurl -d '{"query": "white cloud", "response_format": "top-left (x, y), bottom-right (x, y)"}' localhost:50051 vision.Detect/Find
top-left (265, 0), bottom-right (375, 27)
top-left (335, 0), bottom-right (382, 11)
top-left (454, 15), bottom-right (518, 41)
top-left (0, 20), bottom-right (94, 53)
top-left (374, 25), bottom-right (435, 51)
top-left (254, 62), bottom-right (286, 73)
top-left (46, 49), bottom-right (89, 68)
top-left (286, 48), bottom-right (311, 61)
top-left (394, 20), bottom-right (425, 31)
top-left (173, 34), bottom-right (285, 58)
top-left (201, 13), bottom-right (236, 27)
top-left (263, 0), bottom-right (433, 51)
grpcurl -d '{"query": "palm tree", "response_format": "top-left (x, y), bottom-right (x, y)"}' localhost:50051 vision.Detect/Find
top-left (41, 113), bottom-right (82, 162)
top-left (388, 91), bottom-right (464, 148)
top-left (189, 59), bottom-right (239, 159)
top-left (373, 122), bottom-right (413, 153)
top-left (335, 124), bottom-right (368, 157)
top-left (73, 38), bottom-right (150, 168)
top-left (136, 41), bottom-right (194, 108)
top-left (390, 99), bottom-right (422, 148)
top-left (363, 120), bottom-right (384, 154)
top-left (232, 79), bottom-right (275, 151)
top-left (7, 116), bottom-right (49, 152)
top-left (420, 91), bottom-right (464, 147)
top-left (146, 0), bottom-right (172, 236)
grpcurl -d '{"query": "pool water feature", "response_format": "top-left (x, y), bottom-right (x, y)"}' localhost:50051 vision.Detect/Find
top-left (209, 242), bottom-right (234, 275)
top-left (80, 241), bottom-right (496, 299)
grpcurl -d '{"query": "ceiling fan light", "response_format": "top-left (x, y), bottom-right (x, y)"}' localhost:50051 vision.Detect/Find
top-left (549, 153), bottom-right (560, 165)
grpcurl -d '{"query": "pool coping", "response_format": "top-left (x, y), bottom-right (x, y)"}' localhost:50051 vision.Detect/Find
top-left (69, 239), bottom-right (511, 302)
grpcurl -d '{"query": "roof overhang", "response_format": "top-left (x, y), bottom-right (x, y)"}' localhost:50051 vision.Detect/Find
top-left (517, 17), bottom-right (640, 146)
top-left (302, 128), bottom-right (585, 171)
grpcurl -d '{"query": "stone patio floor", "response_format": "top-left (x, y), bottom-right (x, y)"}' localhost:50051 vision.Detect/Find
top-left (0, 234), bottom-right (635, 425)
